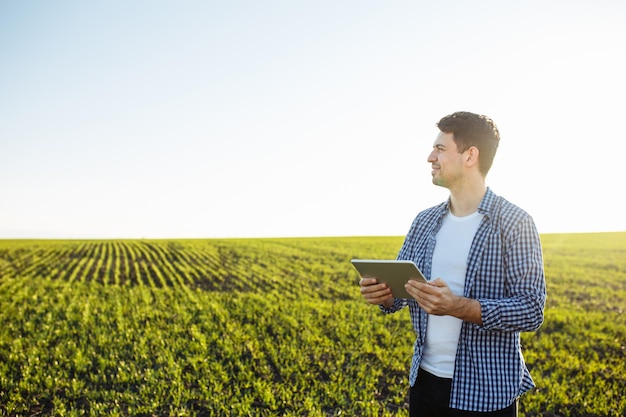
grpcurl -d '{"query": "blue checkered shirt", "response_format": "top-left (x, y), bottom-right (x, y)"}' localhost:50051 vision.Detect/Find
top-left (381, 188), bottom-right (546, 412)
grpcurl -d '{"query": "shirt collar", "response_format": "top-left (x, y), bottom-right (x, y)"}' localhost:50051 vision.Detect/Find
top-left (440, 187), bottom-right (497, 218)
top-left (477, 187), bottom-right (498, 217)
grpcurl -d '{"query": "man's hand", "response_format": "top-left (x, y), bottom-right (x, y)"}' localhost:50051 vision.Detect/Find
top-left (359, 277), bottom-right (394, 308)
top-left (405, 278), bottom-right (483, 325)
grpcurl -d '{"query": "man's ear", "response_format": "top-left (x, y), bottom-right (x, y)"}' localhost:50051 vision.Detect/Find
top-left (465, 146), bottom-right (480, 166)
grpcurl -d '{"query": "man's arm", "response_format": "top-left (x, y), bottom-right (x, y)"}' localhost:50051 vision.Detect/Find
top-left (405, 278), bottom-right (482, 325)
top-left (477, 215), bottom-right (546, 332)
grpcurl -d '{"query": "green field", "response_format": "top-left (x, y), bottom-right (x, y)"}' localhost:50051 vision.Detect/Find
top-left (0, 233), bottom-right (624, 416)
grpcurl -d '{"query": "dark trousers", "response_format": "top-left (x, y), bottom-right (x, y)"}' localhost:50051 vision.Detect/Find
top-left (410, 368), bottom-right (518, 417)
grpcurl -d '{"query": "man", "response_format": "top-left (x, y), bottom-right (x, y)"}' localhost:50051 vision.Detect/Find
top-left (359, 111), bottom-right (546, 416)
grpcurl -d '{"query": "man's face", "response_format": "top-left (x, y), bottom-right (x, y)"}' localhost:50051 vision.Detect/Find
top-left (427, 131), bottom-right (465, 188)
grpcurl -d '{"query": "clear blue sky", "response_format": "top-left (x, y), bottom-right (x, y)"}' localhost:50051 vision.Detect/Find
top-left (1, 0), bottom-right (625, 239)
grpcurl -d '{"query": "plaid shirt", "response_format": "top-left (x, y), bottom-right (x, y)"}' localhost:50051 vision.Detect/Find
top-left (382, 188), bottom-right (546, 412)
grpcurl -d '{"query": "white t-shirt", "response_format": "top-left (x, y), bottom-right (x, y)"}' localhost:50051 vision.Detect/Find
top-left (420, 210), bottom-right (483, 378)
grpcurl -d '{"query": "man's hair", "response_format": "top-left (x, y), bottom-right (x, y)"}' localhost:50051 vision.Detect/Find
top-left (437, 111), bottom-right (500, 176)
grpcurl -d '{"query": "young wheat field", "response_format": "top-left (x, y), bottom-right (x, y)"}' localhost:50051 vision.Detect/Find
top-left (0, 233), bottom-right (624, 416)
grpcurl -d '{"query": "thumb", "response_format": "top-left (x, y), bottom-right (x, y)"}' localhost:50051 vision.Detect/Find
top-left (429, 277), bottom-right (447, 287)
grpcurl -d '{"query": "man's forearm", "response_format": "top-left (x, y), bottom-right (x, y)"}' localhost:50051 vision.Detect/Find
top-left (451, 297), bottom-right (483, 325)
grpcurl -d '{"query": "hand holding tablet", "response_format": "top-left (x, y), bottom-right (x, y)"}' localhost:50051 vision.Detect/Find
top-left (351, 259), bottom-right (427, 299)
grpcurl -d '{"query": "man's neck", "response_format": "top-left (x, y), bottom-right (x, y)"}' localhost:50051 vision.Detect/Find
top-left (448, 182), bottom-right (487, 217)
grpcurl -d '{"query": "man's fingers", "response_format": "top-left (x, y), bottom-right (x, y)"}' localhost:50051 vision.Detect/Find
top-left (359, 277), bottom-right (378, 286)
top-left (360, 282), bottom-right (389, 295)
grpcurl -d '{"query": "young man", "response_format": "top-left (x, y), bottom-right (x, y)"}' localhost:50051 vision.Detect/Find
top-left (359, 111), bottom-right (546, 416)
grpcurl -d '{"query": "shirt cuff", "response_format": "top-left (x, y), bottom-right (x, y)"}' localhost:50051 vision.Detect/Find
top-left (477, 298), bottom-right (499, 330)
top-left (378, 297), bottom-right (405, 314)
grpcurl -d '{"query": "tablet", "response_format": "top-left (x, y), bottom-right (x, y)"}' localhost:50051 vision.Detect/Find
top-left (351, 259), bottom-right (427, 299)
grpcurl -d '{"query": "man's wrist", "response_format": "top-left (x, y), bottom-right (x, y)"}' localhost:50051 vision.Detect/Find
top-left (380, 298), bottom-right (395, 309)
top-left (452, 297), bottom-right (482, 325)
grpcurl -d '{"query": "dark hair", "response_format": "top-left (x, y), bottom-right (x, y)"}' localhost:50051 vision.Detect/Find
top-left (437, 111), bottom-right (500, 176)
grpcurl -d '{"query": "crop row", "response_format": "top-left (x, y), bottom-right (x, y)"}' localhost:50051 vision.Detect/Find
top-left (0, 237), bottom-right (402, 298)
